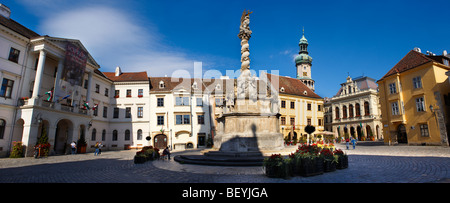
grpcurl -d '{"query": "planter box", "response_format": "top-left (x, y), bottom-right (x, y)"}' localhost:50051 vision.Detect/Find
top-left (299, 158), bottom-right (323, 177)
top-left (265, 163), bottom-right (290, 179)
top-left (336, 155), bottom-right (348, 169)
top-left (323, 160), bottom-right (336, 172)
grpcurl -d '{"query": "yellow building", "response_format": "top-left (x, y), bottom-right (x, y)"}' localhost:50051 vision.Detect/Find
top-left (276, 75), bottom-right (324, 142)
top-left (377, 49), bottom-right (450, 146)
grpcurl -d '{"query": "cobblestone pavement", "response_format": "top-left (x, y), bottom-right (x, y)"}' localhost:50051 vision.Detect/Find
top-left (0, 142), bottom-right (449, 183)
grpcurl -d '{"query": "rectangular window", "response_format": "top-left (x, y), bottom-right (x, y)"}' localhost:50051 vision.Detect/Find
top-left (114, 90), bottom-right (120, 98)
top-left (281, 100), bottom-right (286, 108)
top-left (307, 103), bottom-right (312, 111)
top-left (280, 117), bottom-right (286, 125)
top-left (157, 115), bottom-right (164, 125)
top-left (290, 101), bottom-right (295, 109)
top-left (391, 102), bottom-right (399, 115)
top-left (198, 114), bottom-right (205, 124)
top-left (95, 84), bottom-right (100, 93)
top-left (0, 78), bottom-right (14, 98)
top-left (125, 107), bottom-right (131, 118)
top-left (103, 106), bottom-right (108, 118)
top-left (157, 98), bottom-right (164, 107)
top-left (126, 89), bottom-right (132, 97)
top-left (113, 107), bottom-right (119, 118)
top-left (176, 96), bottom-right (190, 106)
top-left (413, 76), bottom-right (422, 89)
top-left (105, 88), bottom-right (109, 97)
top-left (8, 47), bottom-right (20, 63)
top-left (176, 114), bottom-right (190, 124)
top-left (137, 107), bottom-right (143, 118)
top-left (84, 79), bottom-right (88, 89)
top-left (196, 97), bottom-right (203, 107)
top-left (389, 83), bottom-right (397, 94)
top-left (416, 97), bottom-right (425, 112)
top-left (290, 117), bottom-right (295, 126)
top-left (138, 89), bottom-right (143, 97)
top-left (420, 124), bottom-right (429, 137)
top-left (318, 105), bottom-right (322, 111)
top-left (215, 98), bottom-right (223, 106)
top-left (318, 119), bottom-right (322, 126)
top-left (93, 106), bottom-right (98, 116)
top-left (307, 118), bottom-right (312, 125)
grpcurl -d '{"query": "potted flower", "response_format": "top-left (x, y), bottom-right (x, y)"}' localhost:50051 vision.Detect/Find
top-left (9, 141), bottom-right (24, 158)
top-left (263, 154), bottom-right (289, 178)
top-left (334, 149), bottom-right (348, 169)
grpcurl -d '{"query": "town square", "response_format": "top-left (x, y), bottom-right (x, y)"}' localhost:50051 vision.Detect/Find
top-left (1, 0), bottom-right (450, 194)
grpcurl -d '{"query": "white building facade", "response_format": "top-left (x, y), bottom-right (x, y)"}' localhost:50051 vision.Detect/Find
top-left (324, 76), bottom-right (383, 141)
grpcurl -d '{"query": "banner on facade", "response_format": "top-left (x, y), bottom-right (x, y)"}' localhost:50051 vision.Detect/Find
top-left (62, 42), bottom-right (88, 86)
top-left (54, 42), bottom-right (88, 106)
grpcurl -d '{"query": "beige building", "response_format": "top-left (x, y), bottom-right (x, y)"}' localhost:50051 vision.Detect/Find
top-left (324, 76), bottom-right (383, 141)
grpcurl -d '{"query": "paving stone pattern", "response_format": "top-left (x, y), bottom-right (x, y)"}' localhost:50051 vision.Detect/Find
top-left (0, 142), bottom-right (449, 183)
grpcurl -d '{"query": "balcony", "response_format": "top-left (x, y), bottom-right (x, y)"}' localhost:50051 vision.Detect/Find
top-left (18, 98), bottom-right (90, 116)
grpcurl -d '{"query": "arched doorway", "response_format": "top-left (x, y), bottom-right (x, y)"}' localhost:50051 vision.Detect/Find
top-left (357, 126), bottom-right (362, 140)
top-left (350, 127), bottom-right (356, 139)
top-left (12, 119), bottom-right (24, 143)
top-left (397, 124), bottom-right (408, 144)
top-left (154, 134), bottom-right (167, 149)
top-left (54, 119), bottom-right (73, 155)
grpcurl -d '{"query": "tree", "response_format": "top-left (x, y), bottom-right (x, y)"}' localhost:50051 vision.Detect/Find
top-left (304, 125), bottom-right (316, 145)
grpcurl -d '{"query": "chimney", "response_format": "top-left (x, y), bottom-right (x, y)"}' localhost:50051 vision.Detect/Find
top-left (115, 66), bottom-right (122, 76)
top-left (443, 50), bottom-right (448, 56)
top-left (0, 4), bottom-right (11, 19)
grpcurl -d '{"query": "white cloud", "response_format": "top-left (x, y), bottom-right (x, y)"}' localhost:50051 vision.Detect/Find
top-left (34, 4), bottom-right (198, 77)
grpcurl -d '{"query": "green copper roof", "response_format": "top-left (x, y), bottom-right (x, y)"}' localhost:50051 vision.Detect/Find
top-left (295, 53), bottom-right (312, 64)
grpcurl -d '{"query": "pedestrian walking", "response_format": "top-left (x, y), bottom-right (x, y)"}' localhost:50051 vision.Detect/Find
top-left (71, 141), bottom-right (77, 155)
top-left (163, 146), bottom-right (171, 160)
top-left (98, 142), bottom-right (102, 155)
top-left (345, 137), bottom-right (349, 150)
top-left (94, 142), bottom-right (100, 156)
top-left (351, 137), bottom-right (357, 149)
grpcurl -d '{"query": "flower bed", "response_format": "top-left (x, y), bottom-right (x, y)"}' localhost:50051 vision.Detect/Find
top-left (134, 146), bottom-right (160, 164)
top-left (264, 143), bottom-right (348, 178)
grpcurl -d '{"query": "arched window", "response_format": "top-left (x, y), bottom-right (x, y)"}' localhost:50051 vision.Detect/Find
top-left (159, 81), bottom-right (165, 89)
top-left (91, 128), bottom-right (97, 141)
top-left (137, 129), bottom-right (143, 140)
top-left (125, 129), bottom-right (130, 141)
top-left (364, 102), bottom-right (370, 116)
top-left (102, 129), bottom-right (106, 141)
top-left (112, 130), bottom-right (118, 141)
top-left (349, 104), bottom-right (354, 118)
top-left (335, 107), bottom-right (340, 119)
top-left (343, 105), bottom-right (347, 118)
top-left (355, 103), bottom-right (361, 116)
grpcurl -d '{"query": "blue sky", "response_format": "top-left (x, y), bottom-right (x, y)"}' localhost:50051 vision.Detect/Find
top-left (5, 0), bottom-right (450, 98)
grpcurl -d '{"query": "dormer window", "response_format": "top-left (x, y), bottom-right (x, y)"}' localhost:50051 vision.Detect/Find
top-left (303, 90), bottom-right (308, 95)
top-left (159, 81), bottom-right (165, 89)
top-left (192, 82), bottom-right (198, 89)
top-left (280, 87), bottom-right (285, 92)
top-left (215, 84), bottom-right (221, 90)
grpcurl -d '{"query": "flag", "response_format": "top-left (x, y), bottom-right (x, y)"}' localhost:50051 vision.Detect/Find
top-left (83, 102), bottom-right (90, 110)
top-left (44, 90), bottom-right (53, 102)
top-left (92, 104), bottom-right (98, 111)
top-left (62, 95), bottom-right (70, 100)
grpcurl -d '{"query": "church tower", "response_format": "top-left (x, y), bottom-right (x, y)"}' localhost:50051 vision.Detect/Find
top-left (295, 29), bottom-right (315, 91)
